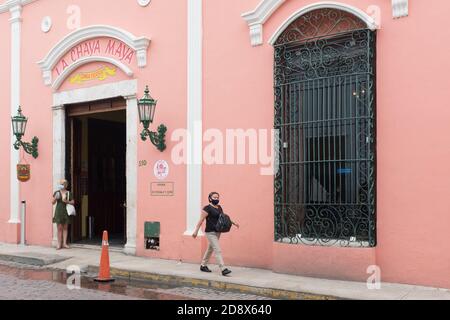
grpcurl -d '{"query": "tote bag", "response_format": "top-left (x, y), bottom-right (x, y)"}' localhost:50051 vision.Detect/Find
top-left (66, 192), bottom-right (76, 216)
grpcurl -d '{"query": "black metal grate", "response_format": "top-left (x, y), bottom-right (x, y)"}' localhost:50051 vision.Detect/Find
top-left (274, 11), bottom-right (376, 247)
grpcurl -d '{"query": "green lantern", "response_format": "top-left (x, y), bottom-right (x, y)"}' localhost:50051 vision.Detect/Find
top-left (11, 106), bottom-right (39, 159)
top-left (138, 86), bottom-right (167, 152)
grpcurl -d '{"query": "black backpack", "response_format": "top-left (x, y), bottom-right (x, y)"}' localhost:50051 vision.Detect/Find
top-left (215, 206), bottom-right (232, 233)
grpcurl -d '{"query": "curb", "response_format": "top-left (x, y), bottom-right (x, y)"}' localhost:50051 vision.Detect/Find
top-left (0, 253), bottom-right (70, 267)
top-left (87, 265), bottom-right (339, 300)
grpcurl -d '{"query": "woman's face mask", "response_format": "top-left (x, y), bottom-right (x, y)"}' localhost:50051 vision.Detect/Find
top-left (58, 184), bottom-right (65, 191)
top-left (211, 199), bottom-right (219, 205)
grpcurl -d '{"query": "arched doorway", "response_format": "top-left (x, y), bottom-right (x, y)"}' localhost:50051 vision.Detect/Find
top-left (273, 8), bottom-right (376, 247)
top-left (41, 25), bottom-right (149, 255)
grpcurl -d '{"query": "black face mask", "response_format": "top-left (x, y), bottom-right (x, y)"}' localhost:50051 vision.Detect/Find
top-left (211, 199), bottom-right (219, 206)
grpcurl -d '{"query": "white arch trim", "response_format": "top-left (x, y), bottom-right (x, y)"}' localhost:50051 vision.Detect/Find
top-left (268, 2), bottom-right (378, 45)
top-left (242, 0), bottom-right (408, 46)
top-left (51, 56), bottom-right (134, 91)
top-left (38, 25), bottom-right (150, 86)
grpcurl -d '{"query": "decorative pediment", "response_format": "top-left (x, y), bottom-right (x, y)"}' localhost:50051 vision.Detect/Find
top-left (37, 25), bottom-right (150, 87)
top-left (241, 0), bottom-right (286, 46)
top-left (242, 0), bottom-right (408, 46)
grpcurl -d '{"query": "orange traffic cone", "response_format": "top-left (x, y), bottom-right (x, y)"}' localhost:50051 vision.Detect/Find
top-left (94, 231), bottom-right (115, 282)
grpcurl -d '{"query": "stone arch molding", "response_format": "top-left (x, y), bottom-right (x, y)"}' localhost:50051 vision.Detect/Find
top-left (242, 0), bottom-right (409, 46)
top-left (38, 25), bottom-right (150, 86)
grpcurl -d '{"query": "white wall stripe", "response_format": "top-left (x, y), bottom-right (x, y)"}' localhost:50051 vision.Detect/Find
top-left (51, 105), bottom-right (65, 247)
top-left (124, 94), bottom-right (138, 255)
top-left (8, 4), bottom-right (22, 225)
top-left (184, 0), bottom-right (203, 236)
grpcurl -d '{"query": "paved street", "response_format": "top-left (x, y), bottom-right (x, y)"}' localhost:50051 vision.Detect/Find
top-left (2, 243), bottom-right (450, 300)
top-left (0, 272), bottom-right (138, 300)
top-left (0, 261), bottom-right (274, 300)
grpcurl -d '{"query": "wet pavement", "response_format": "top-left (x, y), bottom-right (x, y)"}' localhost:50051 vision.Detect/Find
top-left (0, 261), bottom-right (274, 300)
top-left (0, 262), bottom-right (190, 300)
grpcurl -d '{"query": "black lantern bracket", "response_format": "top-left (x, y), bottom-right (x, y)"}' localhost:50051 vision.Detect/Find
top-left (138, 86), bottom-right (167, 152)
top-left (140, 124), bottom-right (167, 152)
top-left (11, 106), bottom-right (39, 159)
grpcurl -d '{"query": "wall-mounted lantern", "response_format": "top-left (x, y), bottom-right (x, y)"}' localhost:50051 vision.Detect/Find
top-left (138, 86), bottom-right (167, 152)
top-left (11, 106), bottom-right (39, 159)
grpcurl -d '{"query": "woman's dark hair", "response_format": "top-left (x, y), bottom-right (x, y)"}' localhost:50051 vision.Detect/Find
top-left (208, 192), bottom-right (220, 203)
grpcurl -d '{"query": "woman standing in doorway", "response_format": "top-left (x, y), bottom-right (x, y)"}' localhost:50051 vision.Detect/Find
top-left (52, 179), bottom-right (75, 250)
top-left (192, 192), bottom-right (239, 276)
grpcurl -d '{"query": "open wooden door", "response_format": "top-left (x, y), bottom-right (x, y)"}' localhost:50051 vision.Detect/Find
top-left (71, 118), bottom-right (83, 242)
top-left (66, 98), bottom-right (127, 244)
top-left (88, 118), bottom-right (126, 240)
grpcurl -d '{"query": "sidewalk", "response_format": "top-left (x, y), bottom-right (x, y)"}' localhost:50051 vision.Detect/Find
top-left (0, 242), bottom-right (449, 300)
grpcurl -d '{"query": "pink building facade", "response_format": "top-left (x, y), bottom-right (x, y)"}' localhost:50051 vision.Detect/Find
top-left (1, 0), bottom-right (450, 289)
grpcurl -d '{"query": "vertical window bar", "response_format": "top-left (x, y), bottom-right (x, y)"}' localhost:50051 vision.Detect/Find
top-left (281, 83), bottom-right (286, 234)
top-left (311, 78), bottom-right (315, 204)
top-left (314, 78), bottom-right (318, 206)
top-left (350, 74), bottom-right (354, 204)
top-left (299, 83), bottom-right (303, 208)
top-left (306, 80), bottom-right (311, 205)
top-left (288, 83), bottom-right (292, 206)
top-left (344, 75), bottom-right (348, 204)
top-left (316, 78), bottom-right (319, 203)
top-left (332, 76), bottom-right (336, 203)
top-left (321, 77), bottom-right (325, 203)
top-left (355, 76), bottom-right (360, 205)
top-left (296, 83), bottom-right (299, 206)
top-left (338, 75), bottom-right (342, 205)
top-left (328, 77), bottom-right (332, 204)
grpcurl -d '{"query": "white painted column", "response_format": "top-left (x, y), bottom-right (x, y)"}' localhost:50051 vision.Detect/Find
top-left (8, 4), bottom-right (22, 225)
top-left (52, 105), bottom-right (66, 247)
top-left (124, 95), bottom-right (138, 255)
top-left (184, 0), bottom-right (203, 236)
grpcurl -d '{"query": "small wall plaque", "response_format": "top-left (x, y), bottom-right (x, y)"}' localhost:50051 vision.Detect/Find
top-left (151, 182), bottom-right (174, 197)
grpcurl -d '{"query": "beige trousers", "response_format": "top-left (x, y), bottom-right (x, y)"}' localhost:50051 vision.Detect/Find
top-left (201, 232), bottom-right (225, 270)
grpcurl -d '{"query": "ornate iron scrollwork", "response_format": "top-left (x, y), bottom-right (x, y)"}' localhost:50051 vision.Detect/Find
top-left (274, 8), bottom-right (367, 46)
top-left (274, 9), bottom-right (376, 247)
top-left (141, 124), bottom-right (167, 152)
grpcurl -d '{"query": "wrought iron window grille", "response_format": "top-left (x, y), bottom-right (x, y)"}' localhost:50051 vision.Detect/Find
top-left (274, 9), bottom-right (377, 247)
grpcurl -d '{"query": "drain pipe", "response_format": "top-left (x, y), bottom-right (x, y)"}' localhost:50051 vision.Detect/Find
top-left (20, 200), bottom-right (26, 246)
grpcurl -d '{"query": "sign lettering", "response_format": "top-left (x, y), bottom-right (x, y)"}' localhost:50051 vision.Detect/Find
top-left (53, 38), bottom-right (135, 77)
